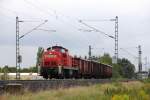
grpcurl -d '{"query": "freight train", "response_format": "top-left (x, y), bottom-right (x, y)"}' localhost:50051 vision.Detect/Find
top-left (37, 46), bottom-right (112, 79)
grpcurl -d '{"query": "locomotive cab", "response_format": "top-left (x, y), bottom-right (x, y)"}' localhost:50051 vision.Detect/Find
top-left (51, 46), bottom-right (72, 67)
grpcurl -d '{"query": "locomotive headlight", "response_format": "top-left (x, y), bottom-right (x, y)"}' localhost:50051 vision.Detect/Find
top-left (45, 54), bottom-right (56, 58)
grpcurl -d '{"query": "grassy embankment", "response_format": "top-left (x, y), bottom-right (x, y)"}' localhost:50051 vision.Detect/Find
top-left (0, 80), bottom-right (150, 100)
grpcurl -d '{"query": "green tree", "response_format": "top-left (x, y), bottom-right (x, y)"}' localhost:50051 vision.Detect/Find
top-left (99, 53), bottom-right (112, 65)
top-left (36, 47), bottom-right (44, 67)
top-left (20, 67), bottom-right (37, 73)
top-left (20, 68), bottom-right (30, 72)
top-left (112, 63), bottom-right (122, 78)
top-left (118, 58), bottom-right (135, 78)
top-left (99, 53), bottom-right (135, 79)
top-left (0, 67), bottom-right (2, 73)
top-left (1, 65), bottom-right (9, 80)
top-left (148, 69), bottom-right (150, 77)
top-left (29, 66), bottom-right (38, 73)
top-left (7, 67), bottom-right (16, 72)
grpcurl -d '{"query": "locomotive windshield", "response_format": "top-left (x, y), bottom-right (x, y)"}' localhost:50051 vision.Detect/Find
top-left (51, 46), bottom-right (68, 53)
top-left (61, 49), bottom-right (65, 53)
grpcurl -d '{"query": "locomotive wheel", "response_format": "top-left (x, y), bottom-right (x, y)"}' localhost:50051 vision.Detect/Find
top-left (58, 74), bottom-right (64, 79)
top-left (43, 74), bottom-right (48, 79)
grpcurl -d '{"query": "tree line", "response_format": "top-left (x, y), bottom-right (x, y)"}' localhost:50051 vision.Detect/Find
top-left (98, 53), bottom-right (135, 79)
top-left (0, 66), bottom-right (37, 73)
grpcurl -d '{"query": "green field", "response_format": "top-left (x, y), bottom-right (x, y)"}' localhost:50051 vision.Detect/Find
top-left (1, 80), bottom-right (150, 100)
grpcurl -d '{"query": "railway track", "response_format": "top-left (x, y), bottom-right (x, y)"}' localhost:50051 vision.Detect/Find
top-left (0, 79), bottom-right (137, 94)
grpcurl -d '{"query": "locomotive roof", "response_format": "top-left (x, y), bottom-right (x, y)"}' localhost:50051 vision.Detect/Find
top-left (52, 46), bottom-right (68, 51)
top-left (47, 46), bottom-right (68, 51)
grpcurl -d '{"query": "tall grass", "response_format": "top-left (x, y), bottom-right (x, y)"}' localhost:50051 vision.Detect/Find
top-left (0, 81), bottom-right (150, 100)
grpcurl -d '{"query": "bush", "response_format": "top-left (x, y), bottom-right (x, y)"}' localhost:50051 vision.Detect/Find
top-left (112, 94), bottom-right (129, 100)
top-left (0, 73), bottom-right (9, 80)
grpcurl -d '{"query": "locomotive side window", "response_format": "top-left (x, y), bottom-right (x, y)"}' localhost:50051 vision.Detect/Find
top-left (61, 49), bottom-right (65, 53)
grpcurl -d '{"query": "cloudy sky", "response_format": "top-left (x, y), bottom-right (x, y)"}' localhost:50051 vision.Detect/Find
top-left (0, 0), bottom-right (150, 71)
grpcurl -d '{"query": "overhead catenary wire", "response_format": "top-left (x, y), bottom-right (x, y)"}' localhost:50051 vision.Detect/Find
top-left (0, 6), bottom-right (18, 22)
top-left (23, 0), bottom-right (93, 44)
top-left (23, 0), bottom-right (84, 30)
top-left (17, 20), bottom-right (46, 22)
top-left (0, 5), bottom-right (43, 22)
top-left (0, 6), bottom-right (18, 16)
top-left (35, 0), bottom-right (91, 35)
top-left (19, 20), bottom-right (48, 39)
top-left (120, 48), bottom-right (138, 59)
top-left (79, 19), bottom-right (115, 22)
top-left (23, 0), bottom-right (92, 43)
top-left (23, 0), bottom-right (97, 46)
top-left (0, 13), bottom-right (15, 22)
top-left (35, 28), bottom-right (56, 32)
top-left (0, 5), bottom-right (47, 23)
top-left (78, 17), bottom-right (118, 64)
top-left (23, 0), bottom-right (55, 17)
top-left (23, 0), bottom-right (79, 30)
top-left (0, 6), bottom-right (36, 18)
top-left (78, 20), bottom-right (115, 39)
top-left (1, 0), bottom-right (100, 51)
top-left (35, 0), bottom-right (81, 22)
top-left (24, 0), bottom-right (114, 55)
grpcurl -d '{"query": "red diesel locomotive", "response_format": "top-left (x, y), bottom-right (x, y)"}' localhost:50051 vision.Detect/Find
top-left (39, 46), bottom-right (112, 79)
